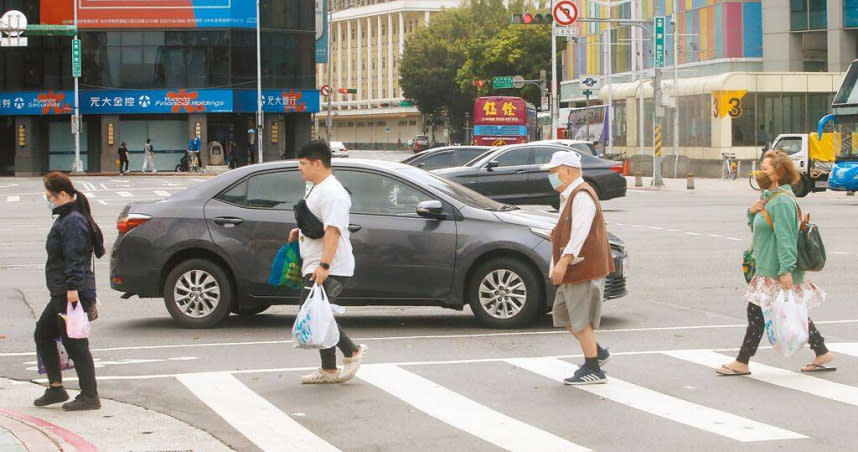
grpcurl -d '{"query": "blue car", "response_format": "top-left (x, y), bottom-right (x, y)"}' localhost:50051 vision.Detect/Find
top-left (828, 161), bottom-right (858, 191)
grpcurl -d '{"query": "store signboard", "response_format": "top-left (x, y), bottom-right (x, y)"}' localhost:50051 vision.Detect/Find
top-left (234, 90), bottom-right (321, 114)
top-left (41, 0), bottom-right (256, 29)
top-left (0, 91), bottom-right (73, 116)
top-left (82, 89), bottom-right (233, 114)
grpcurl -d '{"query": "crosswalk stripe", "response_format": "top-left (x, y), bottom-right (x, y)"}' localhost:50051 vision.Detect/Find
top-left (664, 350), bottom-right (858, 407)
top-left (154, 190), bottom-right (171, 197)
top-left (177, 372), bottom-right (340, 452)
top-left (6, 196), bottom-right (19, 202)
top-left (358, 364), bottom-right (590, 452)
top-left (507, 357), bottom-right (806, 442)
top-left (116, 191), bottom-right (133, 198)
top-left (826, 342), bottom-right (858, 357)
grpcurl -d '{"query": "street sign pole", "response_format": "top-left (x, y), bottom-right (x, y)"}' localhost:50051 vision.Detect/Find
top-left (256, 0), bottom-right (264, 164)
top-left (584, 90), bottom-right (591, 141)
top-left (550, 2), bottom-right (558, 139)
top-left (325, 0), bottom-right (333, 144)
top-left (72, 2), bottom-right (82, 173)
top-left (672, 0), bottom-right (680, 177)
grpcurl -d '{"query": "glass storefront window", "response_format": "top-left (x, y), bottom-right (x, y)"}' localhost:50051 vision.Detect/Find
top-left (808, 0), bottom-right (827, 29)
top-left (790, 0), bottom-right (808, 30)
top-left (791, 0), bottom-right (827, 30)
top-left (612, 101), bottom-right (626, 147)
top-left (732, 93), bottom-right (757, 147)
top-left (677, 95), bottom-right (711, 147)
top-left (846, 0), bottom-right (858, 28)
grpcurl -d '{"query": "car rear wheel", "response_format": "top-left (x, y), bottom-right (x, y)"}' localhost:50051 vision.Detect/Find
top-left (468, 257), bottom-right (543, 328)
top-left (164, 259), bottom-right (234, 328)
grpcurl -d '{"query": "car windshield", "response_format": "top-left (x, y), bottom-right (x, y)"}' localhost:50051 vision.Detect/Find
top-left (406, 168), bottom-right (510, 210)
top-left (465, 149), bottom-right (499, 167)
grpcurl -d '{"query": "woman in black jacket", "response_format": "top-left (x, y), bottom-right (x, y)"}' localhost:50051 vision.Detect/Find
top-left (34, 172), bottom-right (105, 411)
top-left (118, 141), bottom-right (129, 174)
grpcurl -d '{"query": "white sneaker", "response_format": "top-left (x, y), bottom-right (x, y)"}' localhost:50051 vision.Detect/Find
top-left (340, 344), bottom-right (368, 382)
top-left (301, 368), bottom-right (343, 384)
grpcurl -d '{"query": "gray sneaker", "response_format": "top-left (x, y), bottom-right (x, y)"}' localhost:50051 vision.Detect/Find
top-left (340, 344), bottom-right (368, 382)
top-left (301, 368), bottom-right (343, 384)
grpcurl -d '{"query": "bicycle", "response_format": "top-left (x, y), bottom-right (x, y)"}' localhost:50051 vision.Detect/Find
top-left (721, 152), bottom-right (738, 180)
top-left (749, 171), bottom-right (761, 191)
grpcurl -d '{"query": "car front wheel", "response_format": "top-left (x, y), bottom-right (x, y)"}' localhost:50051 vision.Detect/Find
top-left (468, 257), bottom-right (543, 328)
top-left (164, 259), bottom-right (234, 328)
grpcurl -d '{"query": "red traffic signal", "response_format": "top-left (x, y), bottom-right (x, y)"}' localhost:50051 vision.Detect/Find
top-left (511, 12), bottom-right (552, 25)
top-left (337, 88), bottom-right (357, 94)
top-left (471, 79), bottom-right (486, 88)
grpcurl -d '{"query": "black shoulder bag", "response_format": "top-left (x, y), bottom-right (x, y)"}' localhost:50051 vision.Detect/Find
top-left (294, 186), bottom-right (325, 239)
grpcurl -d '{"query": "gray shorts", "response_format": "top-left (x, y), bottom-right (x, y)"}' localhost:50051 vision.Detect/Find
top-left (552, 278), bottom-right (605, 331)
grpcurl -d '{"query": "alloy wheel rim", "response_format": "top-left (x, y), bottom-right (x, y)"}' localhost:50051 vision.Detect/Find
top-left (174, 270), bottom-right (221, 319)
top-left (478, 269), bottom-right (526, 319)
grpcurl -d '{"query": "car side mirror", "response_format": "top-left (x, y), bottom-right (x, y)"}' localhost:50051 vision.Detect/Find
top-left (416, 162), bottom-right (426, 168)
top-left (485, 160), bottom-right (500, 171)
top-left (416, 200), bottom-right (446, 220)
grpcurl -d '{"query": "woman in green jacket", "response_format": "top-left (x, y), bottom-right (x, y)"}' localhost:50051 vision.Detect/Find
top-left (718, 151), bottom-right (834, 376)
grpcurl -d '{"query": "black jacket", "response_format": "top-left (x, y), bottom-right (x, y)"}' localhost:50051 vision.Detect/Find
top-left (45, 203), bottom-right (105, 297)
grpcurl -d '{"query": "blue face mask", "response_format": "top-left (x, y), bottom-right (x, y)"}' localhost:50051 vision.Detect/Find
top-left (47, 198), bottom-right (56, 213)
top-left (548, 173), bottom-right (564, 190)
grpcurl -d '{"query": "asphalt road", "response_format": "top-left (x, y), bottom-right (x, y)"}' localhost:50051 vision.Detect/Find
top-left (2, 153), bottom-right (858, 452)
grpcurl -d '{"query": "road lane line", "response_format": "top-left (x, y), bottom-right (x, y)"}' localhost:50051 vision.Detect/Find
top-left (83, 192), bottom-right (95, 198)
top-left (358, 364), bottom-right (590, 452)
top-left (116, 191), bottom-right (133, 198)
top-left (6, 196), bottom-right (19, 202)
top-left (100, 183), bottom-right (109, 191)
top-left (664, 350), bottom-right (858, 407)
top-left (154, 190), bottom-right (171, 197)
top-left (177, 372), bottom-right (340, 452)
top-left (506, 357), bottom-right (805, 442)
top-left (824, 342), bottom-right (858, 356)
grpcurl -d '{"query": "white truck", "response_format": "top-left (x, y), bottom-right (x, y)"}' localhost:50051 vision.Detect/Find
top-left (766, 133), bottom-right (836, 197)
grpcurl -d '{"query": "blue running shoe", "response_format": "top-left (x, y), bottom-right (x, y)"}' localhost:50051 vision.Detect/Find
top-left (564, 366), bottom-right (607, 385)
top-left (597, 347), bottom-right (611, 367)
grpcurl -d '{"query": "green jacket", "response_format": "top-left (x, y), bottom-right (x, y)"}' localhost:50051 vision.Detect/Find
top-left (746, 185), bottom-right (804, 284)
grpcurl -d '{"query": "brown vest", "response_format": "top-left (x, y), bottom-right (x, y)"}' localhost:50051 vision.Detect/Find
top-left (551, 182), bottom-right (615, 285)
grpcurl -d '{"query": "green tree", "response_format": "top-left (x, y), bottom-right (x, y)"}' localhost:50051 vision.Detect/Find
top-left (401, 0), bottom-right (549, 143)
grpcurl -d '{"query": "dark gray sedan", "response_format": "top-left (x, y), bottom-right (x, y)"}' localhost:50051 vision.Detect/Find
top-left (400, 146), bottom-right (492, 171)
top-left (110, 159), bottom-right (628, 329)
top-left (433, 143), bottom-right (627, 209)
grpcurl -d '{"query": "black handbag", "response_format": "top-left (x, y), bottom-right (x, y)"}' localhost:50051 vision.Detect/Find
top-left (294, 187), bottom-right (325, 239)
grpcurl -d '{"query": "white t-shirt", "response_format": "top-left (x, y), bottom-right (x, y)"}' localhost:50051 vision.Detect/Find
top-left (299, 175), bottom-right (355, 277)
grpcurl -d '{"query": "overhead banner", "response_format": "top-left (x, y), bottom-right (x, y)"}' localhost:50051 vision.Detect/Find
top-left (235, 90), bottom-right (320, 114)
top-left (0, 91), bottom-right (73, 116)
top-left (41, 0), bottom-right (256, 29)
top-left (82, 89), bottom-right (233, 114)
top-left (315, 0), bottom-right (328, 63)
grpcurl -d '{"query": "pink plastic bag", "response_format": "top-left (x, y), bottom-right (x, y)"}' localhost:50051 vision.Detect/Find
top-left (63, 300), bottom-right (91, 339)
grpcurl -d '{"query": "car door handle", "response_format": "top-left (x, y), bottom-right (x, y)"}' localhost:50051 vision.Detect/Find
top-left (515, 169), bottom-right (527, 174)
top-left (214, 217), bottom-right (244, 227)
top-left (348, 224), bottom-right (362, 233)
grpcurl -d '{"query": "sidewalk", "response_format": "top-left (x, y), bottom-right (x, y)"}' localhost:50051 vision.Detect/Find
top-left (0, 378), bottom-right (233, 451)
top-left (625, 175), bottom-right (753, 193)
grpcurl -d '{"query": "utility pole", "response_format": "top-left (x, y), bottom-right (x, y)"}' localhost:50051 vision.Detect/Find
top-left (256, 0), bottom-right (264, 164)
top-left (325, 0), bottom-right (333, 143)
top-left (550, 3), bottom-right (558, 139)
top-left (672, 0), bottom-right (680, 177)
top-left (653, 68), bottom-right (664, 186)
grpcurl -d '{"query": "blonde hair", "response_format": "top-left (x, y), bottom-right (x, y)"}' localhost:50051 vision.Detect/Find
top-left (762, 150), bottom-right (801, 186)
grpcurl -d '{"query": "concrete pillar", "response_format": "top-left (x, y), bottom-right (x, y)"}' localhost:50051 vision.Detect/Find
top-left (828, 0), bottom-right (858, 72)
top-left (100, 116), bottom-right (119, 173)
top-left (398, 12), bottom-right (405, 98)
top-left (14, 117), bottom-right (46, 176)
top-left (357, 19), bottom-right (363, 106)
top-left (347, 20), bottom-right (352, 106)
top-left (377, 15), bottom-right (383, 103)
top-left (388, 14), bottom-right (394, 100)
top-left (762, 0), bottom-right (803, 72)
top-left (366, 17), bottom-right (373, 104)
top-left (266, 114), bottom-right (287, 159)
top-left (187, 114), bottom-right (208, 166)
top-left (337, 21), bottom-right (343, 103)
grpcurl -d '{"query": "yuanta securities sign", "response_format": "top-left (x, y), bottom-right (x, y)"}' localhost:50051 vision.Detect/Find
top-left (82, 89), bottom-right (233, 114)
top-left (40, 0), bottom-right (256, 29)
top-left (0, 91), bottom-right (73, 116)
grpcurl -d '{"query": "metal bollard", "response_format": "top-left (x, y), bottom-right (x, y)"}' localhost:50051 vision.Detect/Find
top-left (687, 173), bottom-right (695, 190)
top-left (635, 172), bottom-right (643, 187)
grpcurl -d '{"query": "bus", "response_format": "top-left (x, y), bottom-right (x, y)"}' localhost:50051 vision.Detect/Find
top-left (567, 104), bottom-right (610, 145)
top-left (473, 96), bottom-right (538, 146)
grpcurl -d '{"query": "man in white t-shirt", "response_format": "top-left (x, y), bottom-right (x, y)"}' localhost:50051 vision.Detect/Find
top-left (288, 141), bottom-right (367, 384)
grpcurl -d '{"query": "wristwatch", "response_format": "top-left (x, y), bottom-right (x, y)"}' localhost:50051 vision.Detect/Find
top-left (320, 262), bottom-right (331, 270)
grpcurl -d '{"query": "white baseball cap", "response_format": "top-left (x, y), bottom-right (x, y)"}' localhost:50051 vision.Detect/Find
top-left (541, 151), bottom-right (582, 170)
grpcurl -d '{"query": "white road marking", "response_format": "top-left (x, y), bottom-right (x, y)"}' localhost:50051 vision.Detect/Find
top-left (825, 342), bottom-right (858, 357)
top-left (666, 229), bottom-right (680, 232)
top-left (154, 190), bottom-right (172, 197)
top-left (178, 372), bottom-right (340, 452)
top-left (707, 234), bottom-right (722, 238)
top-left (116, 191), bottom-right (133, 198)
top-left (686, 232), bottom-right (702, 236)
top-left (648, 226), bottom-right (664, 230)
top-left (98, 200), bottom-right (108, 205)
top-left (507, 357), bottom-right (806, 442)
top-left (6, 196), bottom-right (19, 202)
top-left (83, 192), bottom-right (95, 198)
top-left (830, 251), bottom-right (849, 255)
top-left (728, 237), bottom-right (743, 241)
top-left (358, 364), bottom-right (590, 452)
top-left (100, 183), bottom-right (110, 191)
top-left (664, 350), bottom-right (858, 407)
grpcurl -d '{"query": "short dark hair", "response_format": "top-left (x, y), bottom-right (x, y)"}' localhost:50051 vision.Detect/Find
top-left (298, 140), bottom-right (332, 168)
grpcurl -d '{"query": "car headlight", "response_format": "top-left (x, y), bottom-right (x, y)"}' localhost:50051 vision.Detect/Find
top-left (530, 227), bottom-right (551, 240)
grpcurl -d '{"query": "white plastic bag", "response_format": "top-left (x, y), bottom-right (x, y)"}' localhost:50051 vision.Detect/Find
top-left (63, 300), bottom-right (91, 339)
top-left (292, 284), bottom-right (340, 349)
top-left (762, 289), bottom-right (809, 357)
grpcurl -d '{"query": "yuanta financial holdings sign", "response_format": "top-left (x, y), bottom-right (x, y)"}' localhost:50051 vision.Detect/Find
top-left (41, 0), bottom-right (256, 29)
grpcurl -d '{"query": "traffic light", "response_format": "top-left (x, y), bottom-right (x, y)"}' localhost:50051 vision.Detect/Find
top-left (510, 13), bottom-right (552, 25)
top-left (337, 88), bottom-right (357, 94)
top-left (471, 79), bottom-right (487, 88)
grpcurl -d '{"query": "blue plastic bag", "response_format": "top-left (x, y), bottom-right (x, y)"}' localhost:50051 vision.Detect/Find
top-left (828, 161), bottom-right (858, 191)
top-left (268, 242), bottom-right (303, 290)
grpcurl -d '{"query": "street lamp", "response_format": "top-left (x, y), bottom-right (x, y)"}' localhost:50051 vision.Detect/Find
top-left (256, 0), bottom-right (264, 164)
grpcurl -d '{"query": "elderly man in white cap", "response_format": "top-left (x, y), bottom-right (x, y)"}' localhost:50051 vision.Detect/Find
top-left (543, 151), bottom-right (615, 385)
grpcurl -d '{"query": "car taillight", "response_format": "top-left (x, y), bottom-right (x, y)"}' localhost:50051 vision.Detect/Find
top-left (610, 165), bottom-right (623, 174)
top-left (117, 213), bottom-right (151, 234)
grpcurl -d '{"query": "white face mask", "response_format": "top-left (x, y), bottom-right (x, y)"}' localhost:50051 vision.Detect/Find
top-left (47, 198), bottom-right (56, 213)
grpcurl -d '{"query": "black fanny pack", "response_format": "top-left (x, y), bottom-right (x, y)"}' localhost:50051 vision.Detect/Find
top-left (294, 199), bottom-right (325, 239)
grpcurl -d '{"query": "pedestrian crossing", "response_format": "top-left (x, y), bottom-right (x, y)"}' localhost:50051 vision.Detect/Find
top-left (2, 189), bottom-right (181, 204)
top-left (173, 344), bottom-right (858, 452)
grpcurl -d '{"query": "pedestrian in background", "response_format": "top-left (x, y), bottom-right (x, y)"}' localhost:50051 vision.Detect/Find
top-left (544, 151), bottom-right (614, 385)
top-left (289, 140), bottom-right (367, 384)
top-left (34, 172), bottom-right (105, 411)
top-left (718, 150), bottom-right (834, 376)
top-left (117, 141), bottom-right (129, 175)
top-left (142, 138), bottom-right (156, 173)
